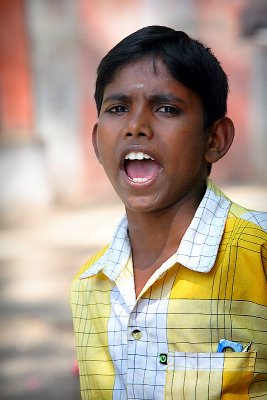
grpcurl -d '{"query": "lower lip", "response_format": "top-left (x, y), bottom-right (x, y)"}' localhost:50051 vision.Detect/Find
top-left (122, 169), bottom-right (163, 188)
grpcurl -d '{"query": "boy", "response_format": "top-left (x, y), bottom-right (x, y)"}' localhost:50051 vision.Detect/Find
top-left (71, 26), bottom-right (267, 399)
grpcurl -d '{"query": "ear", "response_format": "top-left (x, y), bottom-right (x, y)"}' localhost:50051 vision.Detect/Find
top-left (92, 122), bottom-right (102, 164)
top-left (205, 117), bottom-right (235, 164)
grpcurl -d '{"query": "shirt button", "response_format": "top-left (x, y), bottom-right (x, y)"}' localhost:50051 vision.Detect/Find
top-left (132, 329), bottom-right (142, 340)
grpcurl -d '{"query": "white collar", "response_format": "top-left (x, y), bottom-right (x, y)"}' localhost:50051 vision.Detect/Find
top-left (80, 179), bottom-right (231, 280)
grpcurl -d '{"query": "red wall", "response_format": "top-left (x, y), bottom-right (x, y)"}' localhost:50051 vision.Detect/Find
top-left (0, 0), bottom-right (33, 138)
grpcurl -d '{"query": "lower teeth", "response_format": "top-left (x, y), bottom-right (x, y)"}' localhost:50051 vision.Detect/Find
top-left (132, 177), bottom-right (148, 183)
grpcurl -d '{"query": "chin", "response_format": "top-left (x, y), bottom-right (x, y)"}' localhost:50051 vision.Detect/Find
top-left (123, 195), bottom-right (166, 214)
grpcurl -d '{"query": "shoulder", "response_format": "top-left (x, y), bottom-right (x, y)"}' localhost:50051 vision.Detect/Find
top-left (207, 180), bottom-right (267, 234)
top-left (222, 202), bottom-right (267, 280)
top-left (226, 202), bottom-right (267, 273)
top-left (228, 201), bottom-right (267, 233)
top-left (73, 244), bottom-right (110, 280)
top-left (70, 244), bottom-right (112, 316)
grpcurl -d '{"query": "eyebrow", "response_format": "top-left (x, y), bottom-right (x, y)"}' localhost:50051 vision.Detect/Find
top-left (148, 93), bottom-right (185, 105)
top-left (102, 93), bottom-right (131, 104)
top-left (102, 92), bottom-right (186, 105)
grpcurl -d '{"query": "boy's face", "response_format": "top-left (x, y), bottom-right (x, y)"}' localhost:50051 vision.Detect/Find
top-left (93, 57), bottom-right (212, 214)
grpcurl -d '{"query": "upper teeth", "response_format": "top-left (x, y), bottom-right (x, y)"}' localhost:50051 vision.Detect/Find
top-left (125, 152), bottom-right (154, 161)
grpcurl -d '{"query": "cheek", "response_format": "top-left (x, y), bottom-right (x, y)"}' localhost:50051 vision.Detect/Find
top-left (96, 135), bottom-right (117, 174)
top-left (95, 128), bottom-right (110, 157)
top-left (166, 134), bottom-right (206, 171)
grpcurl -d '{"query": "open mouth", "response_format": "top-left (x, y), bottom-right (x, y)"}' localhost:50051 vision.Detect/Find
top-left (123, 151), bottom-right (162, 183)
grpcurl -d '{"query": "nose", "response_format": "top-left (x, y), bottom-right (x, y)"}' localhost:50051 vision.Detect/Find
top-left (123, 108), bottom-right (153, 139)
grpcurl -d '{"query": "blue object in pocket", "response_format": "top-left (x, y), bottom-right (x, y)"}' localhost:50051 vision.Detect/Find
top-left (217, 339), bottom-right (243, 353)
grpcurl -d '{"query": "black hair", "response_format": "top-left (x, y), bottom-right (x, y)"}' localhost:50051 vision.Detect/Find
top-left (94, 25), bottom-right (229, 129)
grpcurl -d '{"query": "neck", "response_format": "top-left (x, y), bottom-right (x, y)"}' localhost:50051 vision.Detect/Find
top-left (126, 185), bottom-right (205, 272)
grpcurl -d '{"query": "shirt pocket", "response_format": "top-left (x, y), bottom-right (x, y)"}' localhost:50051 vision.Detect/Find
top-left (164, 351), bottom-right (256, 400)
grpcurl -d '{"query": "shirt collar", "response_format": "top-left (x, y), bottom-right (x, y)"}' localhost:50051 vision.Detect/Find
top-left (175, 179), bottom-right (231, 272)
top-left (80, 216), bottom-right (130, 280)
top-left (80, 179), bottom-right (231, 280)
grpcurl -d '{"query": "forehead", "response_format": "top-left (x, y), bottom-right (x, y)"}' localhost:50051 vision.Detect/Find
top-left (102, 57), bottom-right (202, 111)
top-left (106, 57), bottom-right (173, 91)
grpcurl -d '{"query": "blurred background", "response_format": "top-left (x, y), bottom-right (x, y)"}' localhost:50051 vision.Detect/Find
top-left (0, 0), bottom-right (266, 399)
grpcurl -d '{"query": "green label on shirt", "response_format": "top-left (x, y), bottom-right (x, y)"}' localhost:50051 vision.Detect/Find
top-left (159, 354), bottom-right (168, 365)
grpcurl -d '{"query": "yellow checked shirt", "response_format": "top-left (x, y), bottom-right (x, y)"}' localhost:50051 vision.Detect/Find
top-left (71, 180), bottom-right (267, 400)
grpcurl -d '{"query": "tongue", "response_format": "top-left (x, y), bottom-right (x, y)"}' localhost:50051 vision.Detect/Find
top-left (125, 160), bottom-right (160, 179)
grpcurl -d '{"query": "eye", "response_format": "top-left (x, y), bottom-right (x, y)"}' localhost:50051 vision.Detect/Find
top-left (107, 105), bottom-right (129, 115)
top-left (157, 105), bottom-right (180, 114)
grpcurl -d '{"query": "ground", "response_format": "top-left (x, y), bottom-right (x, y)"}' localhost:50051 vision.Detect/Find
top-left (0, 199), bottom-right (123, 400)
